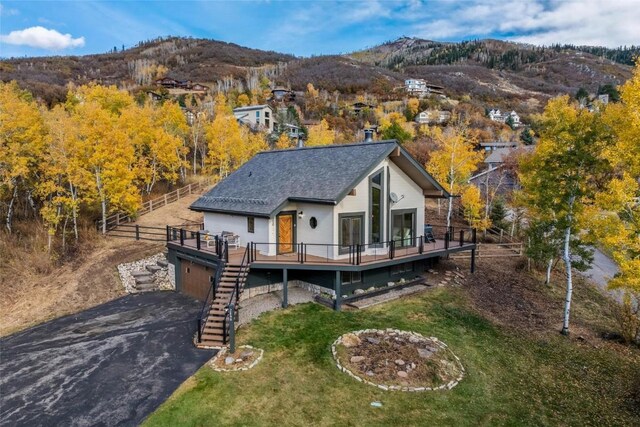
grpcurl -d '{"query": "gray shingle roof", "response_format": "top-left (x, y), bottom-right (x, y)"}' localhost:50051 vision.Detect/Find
top-left (191, 141), bottom-right (398, 216)
top-left (191, 140), bottom-right (447, 217)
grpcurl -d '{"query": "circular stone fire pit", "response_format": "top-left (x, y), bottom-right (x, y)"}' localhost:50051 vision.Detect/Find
top-left (331, 329), bottom-right (464, 392)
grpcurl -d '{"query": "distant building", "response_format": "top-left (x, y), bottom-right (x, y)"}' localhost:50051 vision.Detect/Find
top-left (488, 109), bottom-right (520, 127)
top-left (351, 102), bottom-right (375, 114)
top-left (404, 79), bottom-right (444, 97)
top-left (271, 87), bottom-right (296, 102)
top-left (414, 109), bottom-right (451, 125)
top-left (477, 141), bottom-right (518, 151)
top-left (155, 77), bottom-right (208, 92)
top-left (233, 105), bottom-right (275, 133)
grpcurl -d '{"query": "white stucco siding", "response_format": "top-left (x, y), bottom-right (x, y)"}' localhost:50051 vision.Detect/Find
top-left (387, 160), bottom-right (425, 238)
top-left (276, 201), bottom-right (335, 259)
top-left (203, 212), bottom-right (269, 249)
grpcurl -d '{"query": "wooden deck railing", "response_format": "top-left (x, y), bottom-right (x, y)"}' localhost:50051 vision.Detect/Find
top-left (97, 179), bottom-right (212, 233)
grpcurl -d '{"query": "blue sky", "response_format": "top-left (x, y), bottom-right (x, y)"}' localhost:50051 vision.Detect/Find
top-left (1, 1), bottom-right (638, 58)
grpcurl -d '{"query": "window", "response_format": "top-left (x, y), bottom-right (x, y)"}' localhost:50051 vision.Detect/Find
top-left (265, 111), bottom-right (270, 118)
top-left (265, 118), bottom-right (270, 127)
top-left (370, 169), bottom-right (383, 244)
top-left (391, 210), bottom-right (416, 248)
top-left (247, 216), bottom-right (255, 233)
top-left (339, 213), bottom-right (364, 254)
top-left (391, 262), bottom-right (413, 275)
top-left (256, 111), bottom-right (260, 118)
top-left (309, 217), bottom-right (318, 229)
top-left (341, 271), bottom-right (362, 285)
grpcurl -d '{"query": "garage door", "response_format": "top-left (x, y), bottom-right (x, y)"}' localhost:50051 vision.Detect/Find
top-left (180, 259), bottom-right (216, 301)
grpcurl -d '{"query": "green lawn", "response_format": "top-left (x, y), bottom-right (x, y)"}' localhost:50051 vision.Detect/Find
top-left (144, 288), bottom-right (639, 426)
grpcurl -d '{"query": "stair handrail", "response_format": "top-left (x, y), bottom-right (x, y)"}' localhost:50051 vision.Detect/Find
top-left (223, 245), bottom-right (250, 347)
top-left (196, 260), bottom-right (225, 344)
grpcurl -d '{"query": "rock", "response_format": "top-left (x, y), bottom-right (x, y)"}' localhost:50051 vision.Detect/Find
top-left (235, 358), bottom-right (243, 363)
top-left (376, 330), bottom-right (385, 336)
top-left (387, 282), bottom-right (395, 287)
top-left (366, 337), bottom-right (380, 345)
top-left (427, 269), bottom-right (436, 274)
top-left (366, 287), bottom-right (376, 292)
top-left (417, 348), bottom-right (437, 358)
top-left (350, 356), bottom-right (366, 363)
top-left (408, 336), bottom-right (421, 344)
top-left (366, 371), bottom-right (375, 377)
top-left (395, 359), bottom-right (405, 366)
top-left (411, 362), bottom-right (416, 369)
top-left (135, 275), bottom-right (155, 285)
top-left (445, 271), bottom-right (453, 276)
top-left (354, 289), bottom-right (365, 295)
top-left (341, 333), bottom-right (362, 348)
top-left (397, 371), bottom-right (408, 378)
top-left (240, 350), bottom-right (254, 359)
top-left (135, 282), bottom-right (156, 291)
top-left (370, 401), bottom-right (383, 408)
top-left (157, 259), bottom-right (169, 268)
top-left (399, 278), bottom-right (406, 284)
top-left (224, 356), bottom-right (235, 365)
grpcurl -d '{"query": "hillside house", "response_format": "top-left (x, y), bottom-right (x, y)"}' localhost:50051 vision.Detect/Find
top-left (477, 141), bottom-right (518, 151)
top-left (414, 110), bottom-right (451, 125)
top-left (404, 79), bottom-right (445, 97)
top-left (271, 87), bottom-right (296, 102)
top-left (488, 109), bottom-right (521, 127)
top-left (233, 105), bottom-right (275, 133)
top-left (351, 102), bottom-right (375, 114)
top-left (166, 140), bottom-right (477, 347)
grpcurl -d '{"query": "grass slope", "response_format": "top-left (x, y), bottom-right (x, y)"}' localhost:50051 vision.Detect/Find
top-left (144, 278), bottom-right (639, 426)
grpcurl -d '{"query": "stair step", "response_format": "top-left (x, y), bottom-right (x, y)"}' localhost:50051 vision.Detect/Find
top-left (135, 276), bottom-right (155, 285)
top-left (136, 282), bottom-right (156, 290)
top-left (131, 270), bottom-right (150, 278)
top-left (157, 260), bottom-right (168, 268)
top-left (146, 265), bottom-right (162, 274)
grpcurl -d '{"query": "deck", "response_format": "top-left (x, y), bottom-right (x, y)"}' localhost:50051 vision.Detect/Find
top-left (167, 236), bottom-right (475, 270)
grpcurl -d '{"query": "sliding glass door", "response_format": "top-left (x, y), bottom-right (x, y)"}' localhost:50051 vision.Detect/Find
top-left (339, 213), bottom-right (364, 253)
top-left (391, 209), bottom-right (416, 248)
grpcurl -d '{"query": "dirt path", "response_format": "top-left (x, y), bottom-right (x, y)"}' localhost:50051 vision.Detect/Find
top-left (134, 193), bottom-right (204, 228)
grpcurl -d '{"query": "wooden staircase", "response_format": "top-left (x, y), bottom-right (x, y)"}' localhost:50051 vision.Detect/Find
top-left (197, 255), bottom-right (250, 348)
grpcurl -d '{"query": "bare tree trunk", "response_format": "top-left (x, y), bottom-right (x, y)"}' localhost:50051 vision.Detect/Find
top-left (545, 258), bottom-right (553, 285)
top-left (561, 227), bottom-right (573, 335)
top-left (62, 214), bottom-right (69, 253)
top-left (6, 184), bottom-right (17, 233)
top-left (69, 182), bottom-right (78, 240)
top-left (446, 196), bottom-right (453, 229)
top-left (95, 170), bottom-right (107, 235)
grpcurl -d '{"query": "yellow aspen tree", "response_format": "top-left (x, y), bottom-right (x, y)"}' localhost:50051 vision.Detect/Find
top-left (305, 119), bottom-right (335, 147)
top-left (206, 93), bottom-right (243, 179)
top-left (274, 132), bottom-right (292, 150)
top-left (407, 97), bottom-right (420, 118)
top-left (70, 92), bottom-right (139, 234)
top-left (426, 126), bottom-right (483, 228)
top-left (0, 81), bottom-right (47, 233)
top-left (586, 62), bottom-right (640, 342)
top-left (237, 93), bottom-right (250, 107)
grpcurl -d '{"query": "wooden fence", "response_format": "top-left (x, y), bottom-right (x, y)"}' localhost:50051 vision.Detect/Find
top-left (108, 222), bottom-right (205, 242)
top-left (451, 242), bottom-right (524, 259)
top-left (97, 179), bottom-right (212, 233)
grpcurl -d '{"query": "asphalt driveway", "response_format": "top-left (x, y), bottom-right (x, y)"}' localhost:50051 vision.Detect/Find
top-left (0, 292), bottom-right (215, 427)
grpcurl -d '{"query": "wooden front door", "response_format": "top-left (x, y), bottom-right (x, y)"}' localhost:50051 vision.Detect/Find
top-left (277, 213), bottom-right (295, 254)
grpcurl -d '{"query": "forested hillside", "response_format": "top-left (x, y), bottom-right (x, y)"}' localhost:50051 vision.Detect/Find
top-left (1, 36), bottom-right (634, 106)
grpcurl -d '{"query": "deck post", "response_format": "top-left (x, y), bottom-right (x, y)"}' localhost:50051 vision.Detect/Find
top-left (335, 271), bottom-right (342, 311)
top-left (166, 225), bottom-right (170, 242)
top-left (228, 303), bottom-right (235, 353)
top-left (135, 225), bottom-right (140, 240)
top-left (282, 268), bottom-right (288, 308)
top-left (180, 229), bottom-right (184, 246)
top-left (459, 230), bottom-right (464, 246)
top-left (444, 232), bottom-right (450, 250)
top-left (196, 231), bottom-right (201, 250)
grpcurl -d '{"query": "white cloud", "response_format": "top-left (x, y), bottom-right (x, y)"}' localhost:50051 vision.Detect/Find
top-left (0, 4), bottom-right (19, 16)
top-left (0, 26), bottom-right (85, 50)
top-left (408, 0), bottom-right (640, 47)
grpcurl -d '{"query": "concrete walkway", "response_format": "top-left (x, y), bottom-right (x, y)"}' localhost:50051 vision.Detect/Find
top-left (0, 292), bottom-right (214, 427)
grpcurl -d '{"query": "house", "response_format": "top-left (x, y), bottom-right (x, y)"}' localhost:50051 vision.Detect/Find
top-left (155, 77), bottom-right (179, 88)
top-left (477, 141), bottom-right (518, 151)
top-left (488, 109), bottom-right (521, 127)
top-left (191, 83), bottom-right (209, 92)
top-left (166, 139), bottom-right (477, 347)
top-left (414, 110), bottom-right (451, 125)
top-left (404, 79), bottom-right (445, 97)
top-left (283, 123), bottom-right (302, 140)
top-left (470, 145), bottom-right (533, 197)
top-left (233, 105), bottom-right (275, 133)
top-left (271, 87), bottom-right (296, 102)
top-left (351, 102), bottom-right (375, 114)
